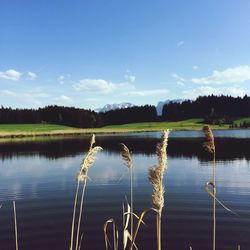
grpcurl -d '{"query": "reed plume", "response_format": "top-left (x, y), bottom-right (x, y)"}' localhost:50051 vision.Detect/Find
top-left (148, 130), bottom-right (170, 250)
top-left (70, 134), bottom-right (102, 250)
top-left (120, 143), bottom-right (134, 248)
top-left (203, 125), bottom-right (216, 250)
top-left (203, 125), bottom-right (215, 155)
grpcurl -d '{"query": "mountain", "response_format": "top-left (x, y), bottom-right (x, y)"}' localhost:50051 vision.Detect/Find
top-left (156, 99), bottom-right (184, 116)
top-left (96, 102), bottom-right (135, 113)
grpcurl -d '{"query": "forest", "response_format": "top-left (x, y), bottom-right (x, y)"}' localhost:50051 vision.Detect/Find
top-left (0, 95), bottom-right (250, 128)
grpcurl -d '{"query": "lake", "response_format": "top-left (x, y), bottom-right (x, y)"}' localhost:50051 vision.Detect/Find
top-left (0, 130), bottom-right (250, 250)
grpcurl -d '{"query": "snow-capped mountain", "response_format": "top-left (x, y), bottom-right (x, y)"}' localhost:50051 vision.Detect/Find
top-left (96, 102), bottom-right (135, 113)
top-left (156, 99), bottom-right (184, 116)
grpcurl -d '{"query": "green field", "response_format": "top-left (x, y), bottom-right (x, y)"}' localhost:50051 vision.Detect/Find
top-left (1, 117), bottom-right (249, 139)
top-left (104, 118), bottom-right (229, 130)
top-left (233, 117), bottom-right (250, 126)
top-left (0, 123), bottom-right (74, 132)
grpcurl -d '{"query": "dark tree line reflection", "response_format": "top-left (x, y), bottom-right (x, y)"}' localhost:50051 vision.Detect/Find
top-left (0, 136), bottom-right (250, 162)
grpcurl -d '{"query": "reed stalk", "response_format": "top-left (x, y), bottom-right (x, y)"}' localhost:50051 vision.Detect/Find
top-left (202, 125), bottom-right (216, 250)
top-left (148, 130), bottom-right (170, 250)
top-left (75, 179), bottom-right (87, 250)
top-left (69, 134), bottom-right (102, 250)
top-left (120, 143), bottom-right (133, 248)
top-left (13, 201), bottom-right (19, 250)
top-left (70, 180), bottom-right (80, 250)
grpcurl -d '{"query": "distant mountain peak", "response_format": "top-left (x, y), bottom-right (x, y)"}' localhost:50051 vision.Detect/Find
top-left (95, 102), bottom-right (135, 113)
top-left (156, 99), bottom-right (184, 116)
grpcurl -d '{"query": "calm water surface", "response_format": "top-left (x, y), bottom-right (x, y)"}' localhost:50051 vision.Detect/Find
top-left (0, 130), bottom-right (250, 250)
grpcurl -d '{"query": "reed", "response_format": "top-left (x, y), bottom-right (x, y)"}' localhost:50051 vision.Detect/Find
top-left (203, 125), bottom-right (216, 250)
top-left (70, 134), bottom-right (102, 250)
top-left (148, 130), bottom-right (170, 250)
top-left (13, 201), bottom-right (19, 250)
top-left (120, 143), bottom-right (134, 247)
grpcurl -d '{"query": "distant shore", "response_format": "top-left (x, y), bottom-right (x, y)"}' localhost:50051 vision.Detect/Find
top-left (0, 119), bottom-right (231, 139)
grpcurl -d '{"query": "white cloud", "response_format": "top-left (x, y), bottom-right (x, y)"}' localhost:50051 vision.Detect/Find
top-left (0, 90), bottom-right (16, 96)
top-left (124, 74), bottom-right (136, 83)
top-left (0, 69), bottom-right (22, 81)
top-left (172, 73), bottom-right (185, 82)
top-left (177, 41), bottom-right (184, 47)
top-left (129, 89), bottom-right (169, 97)
top-left (172, 73), bottom-right (185, 86)
top-left (53, 95), bottom-right (73, 105)
top-left (27, 72), bottom-right (37, 80)
top-left (192, 65), bottom-right (199, 70)
top-left (182, 86), bottom-right (245, 99)
top-left (192, 65), bottom-right (250, 84)
top-left (73, 79), bottom-right (134, 93)
top-left (58, 75), bottom-right (65, 85)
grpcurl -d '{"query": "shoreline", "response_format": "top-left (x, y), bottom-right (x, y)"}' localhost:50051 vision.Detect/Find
top-left (0, 126), bottom-right (230, 139)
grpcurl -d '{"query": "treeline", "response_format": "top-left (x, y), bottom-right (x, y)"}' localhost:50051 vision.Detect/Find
top-left (0, 106), bottom-right (103, 128)
top-left (1, 95), bottom-right (250, 127)
top-left (162, 95), bottom-right (250, 123)
top-left (100, 105), bottom-right (157, 125)
top-left (0, 105), bottom-right (157, 128)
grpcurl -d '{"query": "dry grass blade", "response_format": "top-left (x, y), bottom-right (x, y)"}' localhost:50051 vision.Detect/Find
top-left (120, 143), bottom-right (132, 170)
top-left (103, 219), bottom-right (119, 250)
top-left (13, 201), bottom-right (19, 250)
top-left (129, 208), bottom-right (157, 250)
top-left (205, 182), bottom-right (237, 215)
top-left (203, 125), bottom-right (215, 155)
top-left (89, 134), bottom-right (95, 151)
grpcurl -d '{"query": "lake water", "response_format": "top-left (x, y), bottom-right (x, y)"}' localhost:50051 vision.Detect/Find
top-left (0, 130), bottom-right (250, 250)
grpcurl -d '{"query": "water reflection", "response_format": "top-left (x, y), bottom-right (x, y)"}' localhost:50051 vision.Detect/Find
top-left (0, 132), bottom-right (250, 250)
top-left (1, 135), bottom-right (250, 161)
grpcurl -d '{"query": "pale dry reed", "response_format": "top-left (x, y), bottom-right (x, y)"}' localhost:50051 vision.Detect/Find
top-left (148, 130), bottom-right (170, 250)
top-left (203, 125), bottom-right (216, 250)
top-left (13, 201), bottom-right (19, 250)
top-left (120, 143), bottom-right (134, 248)
top-left (70, 134), bottom-right (102, 250)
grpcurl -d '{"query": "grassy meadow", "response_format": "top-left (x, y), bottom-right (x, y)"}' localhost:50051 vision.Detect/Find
top-left (0, 117), bottom-right (249, 139)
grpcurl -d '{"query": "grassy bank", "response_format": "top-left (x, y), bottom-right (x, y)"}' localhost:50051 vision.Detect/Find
top-left (0, 119), bottom-right (232, 139)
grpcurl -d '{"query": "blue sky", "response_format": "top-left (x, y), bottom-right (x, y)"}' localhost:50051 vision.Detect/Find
top-left (1, 0), bottom-right (250, 109)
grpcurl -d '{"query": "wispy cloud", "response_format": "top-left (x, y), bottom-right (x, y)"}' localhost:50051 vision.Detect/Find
top-left (182, 86), bottom-right (245, 99)
top-left (177, 41), bottom-right (184, 47)
top-left (124, 73), bottom-right (136, 83)
top-left (0, 90), bottom-right (16, 96)
top-left (27, 72), bottom-right (37, 80)
top-left (73, 79), bottom-right (134, 93)
top-left (172, 73), bottom-right (185, 86)
top-left (0, 69), bottom-right (22, 81)
top-left (192, 65), bottom-right (199, 70)
top-left (53, 95), bottom-right (73, 105)
top-left (58, 75), bottom-right (65, 85)
top-left (129, 89), bottom-right (169, 97)
top-left (192, 65), bottom-right (250, 84)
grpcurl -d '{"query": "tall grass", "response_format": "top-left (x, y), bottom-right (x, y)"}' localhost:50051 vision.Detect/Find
top-left (70, 134), bottom-right (102, 250)
top-left (203, 125), bottom-right (216, 250)
top-left (120, 143), bottom-right (133, 247)
top-left (148, 130), bottom-right (170, 250)
top-left (13, 201), bottom-right (19, 250)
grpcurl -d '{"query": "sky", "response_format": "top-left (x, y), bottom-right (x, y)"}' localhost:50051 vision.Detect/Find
top-left (1, 0), bottom-right (250, 110)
